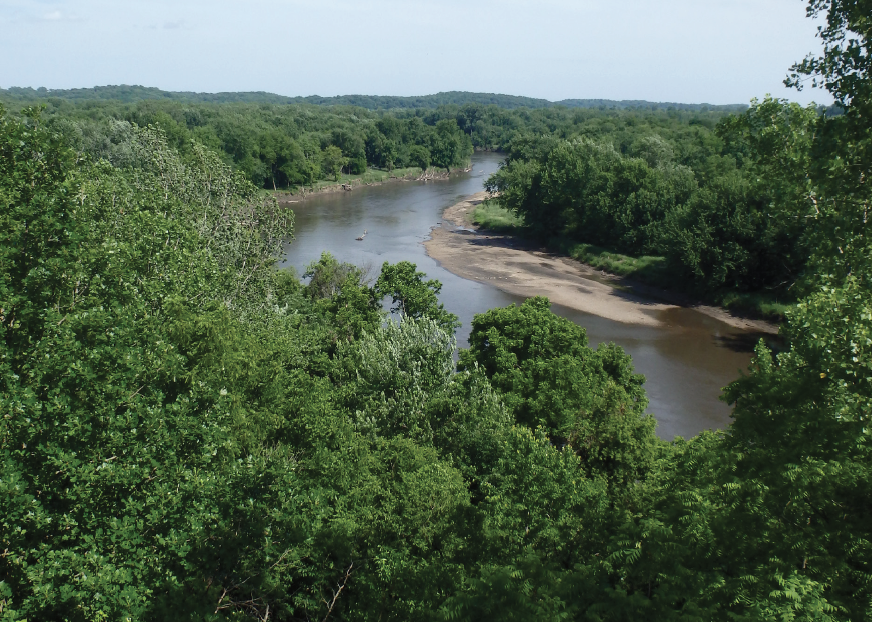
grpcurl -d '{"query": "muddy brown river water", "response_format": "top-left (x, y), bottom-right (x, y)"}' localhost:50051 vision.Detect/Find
top-left (280, 153), bottom-right (772, 440)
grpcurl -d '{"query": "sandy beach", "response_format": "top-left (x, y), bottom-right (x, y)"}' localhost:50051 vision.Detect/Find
top-left (424, 192), bottom-right (778, 333)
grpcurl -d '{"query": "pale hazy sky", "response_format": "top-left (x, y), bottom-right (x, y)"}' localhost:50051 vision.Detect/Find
top-left (0, 0), bottom-right (831, 105)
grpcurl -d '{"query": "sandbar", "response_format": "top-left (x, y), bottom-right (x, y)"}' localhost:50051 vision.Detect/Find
top-left (423, 192), bottom-right (778, 333)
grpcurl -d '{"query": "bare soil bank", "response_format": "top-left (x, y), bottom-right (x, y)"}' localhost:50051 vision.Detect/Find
top-left (424, 192), bottom-right (778, 333)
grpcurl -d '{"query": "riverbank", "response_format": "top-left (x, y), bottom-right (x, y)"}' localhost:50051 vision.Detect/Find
top-left (472, 200), bottom-right (791, 321)
top-left (273, 166), bottom-right (472, 204)
top-left (424, 192), bottom-right (778, 333)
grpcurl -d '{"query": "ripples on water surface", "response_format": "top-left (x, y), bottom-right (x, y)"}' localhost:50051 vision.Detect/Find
top-left (281, 153), bottom-right (766, 440)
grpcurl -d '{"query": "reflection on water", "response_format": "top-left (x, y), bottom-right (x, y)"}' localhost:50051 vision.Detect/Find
top-left (281, 153), bottom-right (764, 440)
top-left (551, 304), bottom-right (767, 439)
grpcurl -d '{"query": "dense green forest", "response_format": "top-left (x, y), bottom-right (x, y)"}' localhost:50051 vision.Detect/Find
top-left (3, 0), bottom-right (872, 620)
top-left (0, 99), bottom-right (476, 190)
top-left (0, 90), bottom-right (750, 200)
top-left (482, 97), bottom-right (817, 303)
top-left (0, 85), bottom-right (749, 111)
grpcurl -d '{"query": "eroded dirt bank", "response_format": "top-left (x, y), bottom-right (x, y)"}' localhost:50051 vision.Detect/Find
top-left (424, 192), bottom-right (778, 333)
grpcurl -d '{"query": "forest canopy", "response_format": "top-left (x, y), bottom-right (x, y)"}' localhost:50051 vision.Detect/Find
top-left (0, 87), bottom-right (749, 194)
top-left (0, 85), bottom-right (749, 111)
top-left (2, 0), bottom-right (872, 619)
top-left (484, 97), bottom-right (820, 296)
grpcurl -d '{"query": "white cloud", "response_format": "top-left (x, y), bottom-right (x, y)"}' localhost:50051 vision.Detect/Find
top-left (37, 8), bottom-right (82, 22)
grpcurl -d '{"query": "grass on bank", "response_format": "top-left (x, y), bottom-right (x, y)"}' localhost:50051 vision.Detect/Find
top-left (473, 201), bottom-right (792, 321)
top-left (716, 291), bottom-right (792, 321)
top-left (560, 239), bottom-right (792, 320)
top-left (471, 200), bottom-right (526, 231)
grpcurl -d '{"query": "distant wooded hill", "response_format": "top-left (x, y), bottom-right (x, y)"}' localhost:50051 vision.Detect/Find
top-left (0, 84), bottom-right (748, 112)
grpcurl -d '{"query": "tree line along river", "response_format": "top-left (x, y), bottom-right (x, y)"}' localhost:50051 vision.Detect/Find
top-left (281, 152), bottom-right (769, 440)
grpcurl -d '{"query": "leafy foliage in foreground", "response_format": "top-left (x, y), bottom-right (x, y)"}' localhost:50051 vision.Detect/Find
top-left (3, 2), bottom-right (872, 618)
top-left (459, 297), bottom-right (655, 488)
top-left (0, 106), bottom-right (632, 620)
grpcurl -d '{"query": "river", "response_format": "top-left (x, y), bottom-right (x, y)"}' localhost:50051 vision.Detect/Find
top-left (281, 152), bottom-right (767, 440)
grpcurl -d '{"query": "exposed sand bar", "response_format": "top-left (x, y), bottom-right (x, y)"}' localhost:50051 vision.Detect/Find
top-left (424, 192), bottom-right (778, 333)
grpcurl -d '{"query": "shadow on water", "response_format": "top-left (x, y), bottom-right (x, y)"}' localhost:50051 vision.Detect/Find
top-left (550, 302), bottom-right (757, 440)
top-left (713, 332), bottom-right (769, 353)
top-left (282, 153), bottom-right (772, 442)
